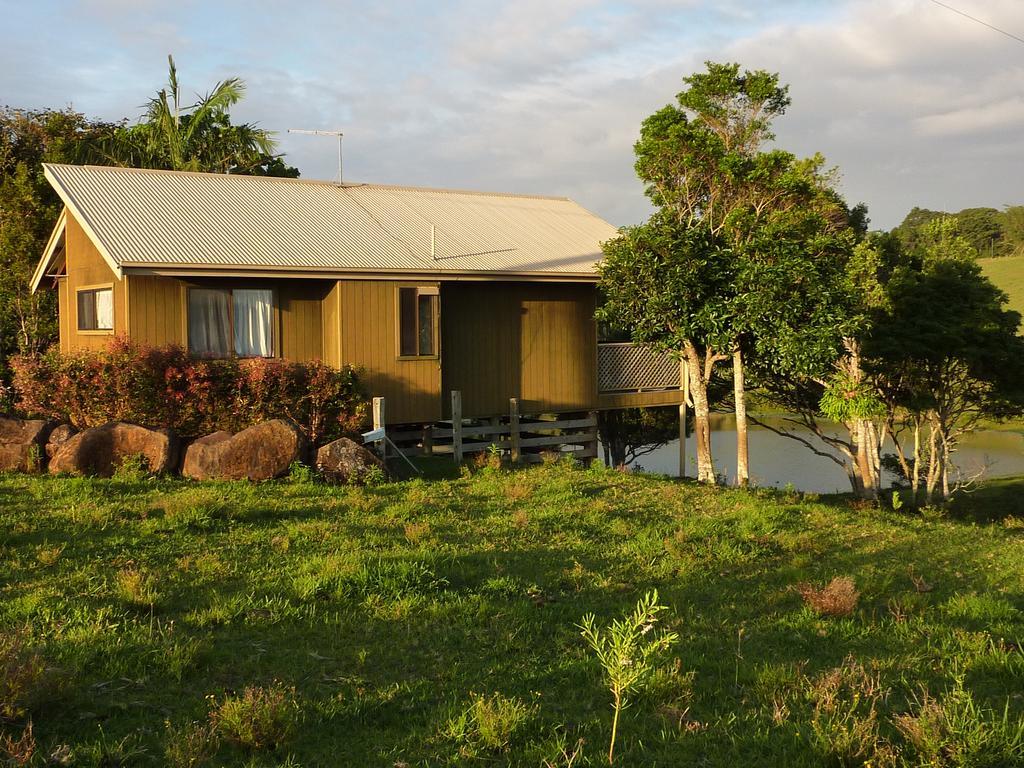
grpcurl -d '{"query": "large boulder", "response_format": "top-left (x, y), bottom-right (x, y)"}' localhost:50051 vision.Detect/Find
top-left (0, 416), bottom-right (55, 472)
top-left (182, 419), bottom-right (304, 481)
top-left (49, 422), bottom-right (176, 477)
top-left (315, 437), bottom-right (386, 484)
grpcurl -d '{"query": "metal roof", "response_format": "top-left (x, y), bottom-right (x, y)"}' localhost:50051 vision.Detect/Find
top-left (41, 164), bottom-right (617, 281)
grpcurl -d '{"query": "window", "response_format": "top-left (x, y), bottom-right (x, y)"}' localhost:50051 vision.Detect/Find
top-left (77, 287), bottom-right (113, 331)
top-left (398, 286), bottom-right (438, 357)
top-left (188, 287), bottom-right (274, 358)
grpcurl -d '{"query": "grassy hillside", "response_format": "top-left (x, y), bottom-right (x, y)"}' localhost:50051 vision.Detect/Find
top-left (4, 463), bottom-right (1024, 766)
top-left (980, 254), bottom-right (1024, 318)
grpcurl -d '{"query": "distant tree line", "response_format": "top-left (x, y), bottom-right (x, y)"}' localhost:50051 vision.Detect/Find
top-left (0, 56), bottom-right (296, 395)
top-left (893, 205), bottom-right (1024, 259)
top-left (599, 62), bottom-right (1024, 504)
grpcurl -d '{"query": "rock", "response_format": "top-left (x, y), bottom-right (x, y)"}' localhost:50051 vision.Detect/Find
top-left (45, 424), bottom-right (77, 459)
top-left (181, 419), bottom-right (303, 481)
top-left (180, 431), bottom-right (232, 480)
top-left (48, 422), bottom-right (176, 477)
top-left (315, 437), bottom-right (386, 484)
top-left (0, 416), bottom-right (55, 472)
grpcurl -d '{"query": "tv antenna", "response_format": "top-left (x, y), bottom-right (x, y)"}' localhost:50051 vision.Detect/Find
top-left (287, 128), bottom-right (344, 183)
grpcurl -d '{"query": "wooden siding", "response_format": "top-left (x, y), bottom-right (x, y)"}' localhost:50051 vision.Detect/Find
top-left (278, 281), bottom-right (328, 361)
top-left (441, 282), bottom-right (598, 418)
top-left (126, 275), bottom-right (185, 346)
top-left (321, 281), bottom-right (341, 367)
top-left (57, 277), bottom-right (70, 352)
top-left (335, 279), bottom-right (441, 424)
top-left (64, 214), bottom-right (126, 351)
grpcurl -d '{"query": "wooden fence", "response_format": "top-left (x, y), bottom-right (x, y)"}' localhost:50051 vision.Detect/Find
top-left (374, 392), bottom-right (599, 464)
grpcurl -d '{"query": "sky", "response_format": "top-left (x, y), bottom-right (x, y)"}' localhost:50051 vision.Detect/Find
top-left (3, 0), bottom-right (1024, 230)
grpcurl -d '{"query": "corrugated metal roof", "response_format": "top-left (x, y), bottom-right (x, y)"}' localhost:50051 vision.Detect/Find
top-left (42, 164), bottom-right (617, 278)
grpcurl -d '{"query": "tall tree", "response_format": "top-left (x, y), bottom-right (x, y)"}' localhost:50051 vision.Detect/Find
top-left (749, 227), bottom-right (893, 499)
top-left (603, 61), bottom-right (852, 486)
top-left (91, 55), bottom-right (297, 176)
top-left (0, 108), bottom-right (120, 388)
top-left (608, 62), bottom-right (793, 484)
top-left (599, 218), bottom-right (734, 484)
top-left (869, 224), bottom-right (1024, 503)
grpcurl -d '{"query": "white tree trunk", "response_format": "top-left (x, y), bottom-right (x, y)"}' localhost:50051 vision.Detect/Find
top-left (733, 347), bottom-right (749, 487)
top-left (685, 342), bottom-right (716, 484)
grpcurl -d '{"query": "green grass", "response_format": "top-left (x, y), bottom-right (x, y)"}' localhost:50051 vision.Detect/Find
top-left (980, 254), bottom-right (1024, 319)
top-left (3, 462), bottom-right (1024, 766)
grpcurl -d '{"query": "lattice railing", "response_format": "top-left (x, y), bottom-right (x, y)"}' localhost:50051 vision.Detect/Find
top-left (597, 343), bottom-right (681, 393)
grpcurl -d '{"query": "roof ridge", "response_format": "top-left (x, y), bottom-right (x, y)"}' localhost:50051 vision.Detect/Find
top-left (43, 163), bottom-right (574, 202)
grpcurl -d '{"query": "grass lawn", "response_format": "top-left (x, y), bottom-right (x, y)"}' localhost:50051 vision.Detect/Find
top-left (980, 254), bottom-right (1024, 320)
top-left (4, 461), bottom-right (1024, 766)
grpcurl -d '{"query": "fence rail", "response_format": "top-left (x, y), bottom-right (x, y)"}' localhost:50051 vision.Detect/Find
top-left (597, 342), bottom-right (681, 393)
top-left (374, 394), bottom-right (599, 465)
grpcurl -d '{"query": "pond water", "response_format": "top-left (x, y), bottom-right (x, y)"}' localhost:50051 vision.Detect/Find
top-left (607, 415), bottom-right (1024, 494)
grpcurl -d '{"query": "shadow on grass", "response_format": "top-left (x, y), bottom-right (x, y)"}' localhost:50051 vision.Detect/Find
top-left (948, 476), bottom-right (1024, 523)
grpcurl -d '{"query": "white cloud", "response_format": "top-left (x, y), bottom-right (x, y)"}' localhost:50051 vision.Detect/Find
top-left (916, 97), bottom-right (1024, 136)
top-left (4, 0), bottom-right (1024, 229)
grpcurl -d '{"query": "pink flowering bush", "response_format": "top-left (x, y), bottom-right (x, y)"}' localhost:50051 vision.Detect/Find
top-left (11, 337), bottom-right (367, 443)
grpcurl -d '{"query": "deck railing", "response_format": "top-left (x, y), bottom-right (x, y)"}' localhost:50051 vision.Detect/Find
top-left (597, 342), bottom-right (681, 393)
top-left (378, 393), bottom-right (599, 464)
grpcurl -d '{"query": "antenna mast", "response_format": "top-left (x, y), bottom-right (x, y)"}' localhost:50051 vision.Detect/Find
top-left (287, 128), bottom-right (344, 183)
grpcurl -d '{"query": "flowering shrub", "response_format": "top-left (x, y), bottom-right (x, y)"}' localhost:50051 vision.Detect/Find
top-left (11, 337), bottom-right (367, 443)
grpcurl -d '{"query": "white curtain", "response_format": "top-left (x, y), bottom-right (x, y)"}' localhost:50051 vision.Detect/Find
top-left (94, 289), bottom-right (113, 330)
top-left (233, 289), bottom-right (273, 357)
top-left (188, 288), bottom-right (231, 357)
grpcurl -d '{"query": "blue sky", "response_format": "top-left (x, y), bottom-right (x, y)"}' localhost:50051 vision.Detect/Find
top-left (3, 0), bottom-right (1024, 229)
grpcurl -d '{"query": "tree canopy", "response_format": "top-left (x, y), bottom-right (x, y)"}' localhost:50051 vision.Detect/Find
top-left (601, 61), bottom-right (857, 486)
top-left (893, 204), bottom-right (1024, 258)
top-left (0, 108), bottom-right (121, 391)
top-left (89, 56), bottom-right (297, 176)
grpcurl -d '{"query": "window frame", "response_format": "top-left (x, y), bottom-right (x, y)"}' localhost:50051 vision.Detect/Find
top-left (395, 284), bottom-right (439, 360)
top-left (75, 283), bottom-right (115, 334)
top-left (186, 284), bottom-right (278, 359)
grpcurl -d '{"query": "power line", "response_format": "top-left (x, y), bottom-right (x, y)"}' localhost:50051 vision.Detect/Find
top-left (927, 0), bottom-right (1024, 46)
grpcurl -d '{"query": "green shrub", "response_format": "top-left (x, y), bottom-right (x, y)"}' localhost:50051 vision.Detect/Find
top-left (579, 590), bottom-right (678, 764)
top-left (286, 461), bottom-right (315, 484)
top-left (442, 692), bottom-right (534, 753)
top-left (209, 683), bottom-right (301, 751)
top-left (112, 452), bottom-right (150, 482)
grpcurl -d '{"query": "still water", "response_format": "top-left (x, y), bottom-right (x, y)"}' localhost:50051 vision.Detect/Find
top-left (612, 415), bottom-right (1024, 494)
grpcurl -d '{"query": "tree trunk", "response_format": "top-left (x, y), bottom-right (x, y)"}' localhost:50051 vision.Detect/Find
top-left (866, 420), bottom-right (882, 495)
top-left (911, 419), bottom-right (921, 506)
top-left (941, 437), bottom-right (951, 502)
top-left (733, 347), bottom-right (749, 487)
top-left (684, 342), bottom-right (716, 484)
top-left (925, 417), bottom-right (941, 504)
top-left (849, 419), bottom-right (878, 500)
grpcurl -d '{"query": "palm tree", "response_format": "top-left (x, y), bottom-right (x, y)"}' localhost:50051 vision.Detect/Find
top-left (91, 56), bottom-right (296, 176)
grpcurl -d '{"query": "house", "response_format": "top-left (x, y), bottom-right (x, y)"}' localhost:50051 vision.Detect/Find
top-left (31, 164), bottom-right (685, 427)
